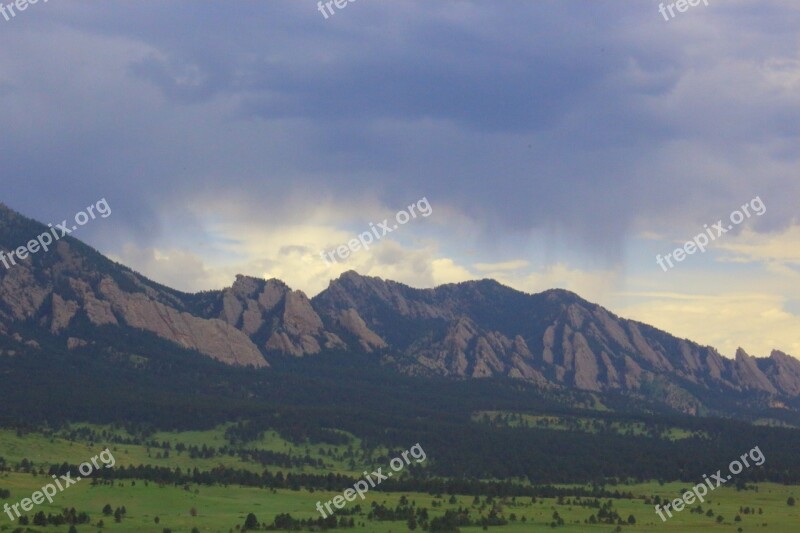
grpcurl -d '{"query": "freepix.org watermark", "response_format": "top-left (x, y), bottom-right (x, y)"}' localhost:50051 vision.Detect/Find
top-left (319, 197), bottom-right (432, 266)
top-left (0, 198), bottom-right (111, 271)
top-left (4, 448), bottom-right (115, 522)
top-left (315, 443), bottom-right (426, 518)
top-left (654, 445), bottom-right (765, 522)
top-left (0, 0), bottom-right (50, 23)
top-left (656, 195), bottom-right (765, 272)
top-left (658, 0), bottom-right (709, 22)
top-left (317, 0), bottom-right (355, 19)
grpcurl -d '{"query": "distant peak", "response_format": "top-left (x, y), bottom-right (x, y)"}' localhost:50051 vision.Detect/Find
top-left (231, 274), bottom-right (288, 286)
top-left (769, 349), bottom-right (800, 363)
top-left (538, 288), bottom-right (592, 307)
top-left (330, 270), bottom-right (387, 287)
top-left (230, 274), bottom-right (287, 297)
top-left (338, 270), bottom-right (377, 281)
top-left (540, 288), bottom-right (581, 298)
top-left (458, 278), bottom-right (504, 288)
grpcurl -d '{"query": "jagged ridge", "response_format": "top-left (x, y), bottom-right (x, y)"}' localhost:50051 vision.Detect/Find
top-left (1, 204), bottom-right (799, 413)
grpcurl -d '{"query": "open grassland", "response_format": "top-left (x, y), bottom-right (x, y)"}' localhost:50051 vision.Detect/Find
top-left (1, 475), bottom-right (798, 532)
top-left (0, 426), bottom-right (379, 478)
top-left (0, 427), bottom-right (798, 532)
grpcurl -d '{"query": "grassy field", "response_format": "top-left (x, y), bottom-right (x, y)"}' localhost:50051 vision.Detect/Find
top-left (1, 475), bottom-right (797, 532)
top-left (0, 427), bottom-right (798, 532)
top-left (0, 425), bottom-right (380, 478)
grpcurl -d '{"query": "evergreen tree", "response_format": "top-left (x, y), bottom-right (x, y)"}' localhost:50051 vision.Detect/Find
top-left (244, 512), bottom-right (259, 530)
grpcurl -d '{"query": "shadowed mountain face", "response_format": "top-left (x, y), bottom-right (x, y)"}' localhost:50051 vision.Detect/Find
top-left (310, 272), bottom-right (800, 404)
top-left (2, 204), bottom-right (799, 414)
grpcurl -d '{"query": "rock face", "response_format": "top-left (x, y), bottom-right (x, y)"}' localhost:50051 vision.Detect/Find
top-left (203, 275), bottom-right (346, 357)
top-left (733, 348), bottom-right (778, 394)
top-left (0, 205), bottom-right (267, 368)
top-left (96, 277), bottom-right (266, 367)
top-left (50, 294), bottom-right (80, 334)
top-left (336, 308), bottom-right (387, 352)
top-left (308, 271), bottom-right (800, 407)
top-left (400, 316), bottom-right (546, 383)
top-left (760, 350), bottom-right (800, 396)
top-left (0, 262), bottom-right (50, 320)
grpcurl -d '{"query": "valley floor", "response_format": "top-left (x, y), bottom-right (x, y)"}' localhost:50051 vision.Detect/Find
top-left (1, 476), bottom-right (798, 532)
top-left (0, 426), bottom-right (797, 532)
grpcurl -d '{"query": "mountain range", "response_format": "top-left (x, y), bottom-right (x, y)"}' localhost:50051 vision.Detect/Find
top-left (2, 203), bottom-right (799, 416)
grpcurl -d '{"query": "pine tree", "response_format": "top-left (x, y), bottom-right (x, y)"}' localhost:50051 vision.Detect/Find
top-left (244, 512), bottom-right (259, 530)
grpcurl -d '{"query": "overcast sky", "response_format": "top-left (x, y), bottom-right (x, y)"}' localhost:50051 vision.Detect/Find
top-left (2, 0), bottom-right (799, 358)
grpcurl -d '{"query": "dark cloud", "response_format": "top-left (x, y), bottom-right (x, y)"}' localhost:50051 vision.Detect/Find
top-left (1, 0), bottom-right (799, 264)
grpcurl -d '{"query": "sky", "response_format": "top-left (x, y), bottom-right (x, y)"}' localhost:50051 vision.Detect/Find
top-left (1, 0), bottom-right (799, 358)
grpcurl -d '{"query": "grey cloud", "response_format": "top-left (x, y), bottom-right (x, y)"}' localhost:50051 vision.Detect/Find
top-left (0, 0), bottom-right (799, 266)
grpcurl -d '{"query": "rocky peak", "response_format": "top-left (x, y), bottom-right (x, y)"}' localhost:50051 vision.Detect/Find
top-left (733, 348), bottom-right (778, 394)
top-left (230, 274), bottom-right (267, 298)
top-left (212, 275), bottom-right (344, 357)
top-left (762, 349), bottom-right (800, 396)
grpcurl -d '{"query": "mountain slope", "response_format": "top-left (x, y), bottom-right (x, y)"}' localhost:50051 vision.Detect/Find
top-left (1, 204), bottom-right (799, 416)
top-left (0, 204), bottom-right (267, 367)
top-left (311, 271), bottom-right (800, 406)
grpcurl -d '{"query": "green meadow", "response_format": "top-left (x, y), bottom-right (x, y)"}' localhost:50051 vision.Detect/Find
top-left (0, 427), bottom-right (798, 532)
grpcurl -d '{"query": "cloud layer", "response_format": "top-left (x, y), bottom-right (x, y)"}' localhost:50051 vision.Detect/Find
top-left (1, 0), bottom-right (799, 358)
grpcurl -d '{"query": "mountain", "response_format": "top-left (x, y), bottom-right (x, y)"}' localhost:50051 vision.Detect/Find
top-left (1, 203), bottom-right (799, 416)
top-left (310, 272), bottom-right (800, 412)
top-left (0, 204), bottom-right (266, 367)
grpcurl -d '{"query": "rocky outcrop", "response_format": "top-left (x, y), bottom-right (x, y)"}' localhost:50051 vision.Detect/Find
top-left (67, 337), bottom-right (88, 350)
top-left (70, 278), bottom-right (118, 326)
top-left (313, 270), bottom-right (450, 321)
top-left (0, 260), bottom-right (50, 320)
top-left (570, 331), bottom-right (601, 391)
top-left (50, 294), bottom-right (80, 333)
top-left (0, 229), bottom-right (268, 367)
top-left (761, 350), bottom-right (800, 396)
top-left (97, 277), bottom-right (266, 367)
top-left (733, 348), bottom-right (778, 394)
top-left (406, 317), bottom-right (547, 384)
top-left (212, 275), bottom-right (345, 356)
top-left (336, 309), bottom-right (387, 352)
top-left (283, 291), bottom-right (324, 338)
top-left (308, 271), bottom-right (800, 402)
